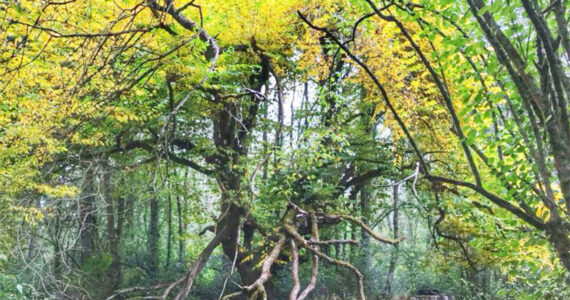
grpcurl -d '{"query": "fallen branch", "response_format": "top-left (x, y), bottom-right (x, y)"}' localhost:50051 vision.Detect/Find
top-left (108, 226), bottom-right (228, 300)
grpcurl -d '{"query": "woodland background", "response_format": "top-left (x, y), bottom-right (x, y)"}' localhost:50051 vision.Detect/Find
top-left (1, 0), bottom-right (570, 299)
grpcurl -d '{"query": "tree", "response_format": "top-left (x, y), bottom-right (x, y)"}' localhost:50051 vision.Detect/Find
top-left (300, 0), bottom-right (570, 271)
top-left (1, 0), bottom-right (569, 299)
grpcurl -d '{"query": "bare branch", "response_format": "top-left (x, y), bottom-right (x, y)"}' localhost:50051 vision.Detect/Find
top-left (327, 214), bottom-right (404, 245)
top-left (308, 239), bottom-right (360, 246)
top-left (172, 225), bottom-right (229, 300)
top-left (289, 239), bottom-right (300, 300)
top-left (297, 213), bottom-right (319, 300)
top-left (284, 222), bottom-right (365, 300)
top-left (244, 234), bottom-right (287, 295)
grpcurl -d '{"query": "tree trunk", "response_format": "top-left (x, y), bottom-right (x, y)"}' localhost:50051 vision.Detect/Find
top-left (27, 197), bottom-right (41, 261)
top-left (176, 195), bottom-right (185, 264)
top-left (384, 184), bottom-right (400, 296)
top-left (148, 194), bottom-right (159, 282)
top-left (219, 202), bottom-right (261, 299)
top-left (53, 208), bottom-right (62, 277)
top-left (79, 167), bottom-right (97, 264)
top-left (547, 220), bottom-right (570, 271)
top-left (349, 226), bottom-right (356, 262)
top-left (166, 192), bottom-right (172, 269)
top-left (103, 170), bottom-right (122, 290)
top-left (262, 105), bottom-right (268, 180)
top-left (210, 53), bottom-right (270, 297)
top-left (359, 186), bottom-right (372, 272)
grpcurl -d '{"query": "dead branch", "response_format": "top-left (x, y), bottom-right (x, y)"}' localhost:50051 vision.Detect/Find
top-left (160, 276), bottom-right (185, 299)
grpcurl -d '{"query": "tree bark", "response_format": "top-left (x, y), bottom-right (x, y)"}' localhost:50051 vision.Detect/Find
top-left (103, 170), bottom-right (122, 290)
top-left (148, 193), bottom-right (159, 282)
top-left (166, 192), bottom-right (172, 269)
top-left (384, 184), bottom-right (400, 296)
top-left (53, 207), bottom-right (63, 277)
top-left (79, 167), bottom-right (97, 264)
top-left (176, 195), bottom-right (185, 264)
top-left (547, 219), bottom-right (570, 271)
top-left (27, 196), bottom-right (40, 261)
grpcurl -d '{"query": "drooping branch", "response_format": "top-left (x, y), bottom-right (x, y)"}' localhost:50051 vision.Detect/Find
top-left (289, 205), bottom-right (404, 245)
top-left (323, 214), bottom-right (404, 245)
top-left (297, 213), bottom-right (320, 300)
top-left (284, 222), bottom-right (365, 300)
top-left (412, 10), bottom-right (555, 205)
top-left (426, 175), bottom-right (545, 230)
top-left (289, 239), bottom-right (301, 300)
top-left (172, 225), bottom-right (229, 300)
top-left (244, 234), bottom-right (287, 295)
top-left (308, 239), bottom-right (360, 246)
top-left (222, 233), bottom-right (288, 299)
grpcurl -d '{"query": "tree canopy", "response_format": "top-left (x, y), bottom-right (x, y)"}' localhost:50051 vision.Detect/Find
top-left (0, 0), bottom-right (569, 299)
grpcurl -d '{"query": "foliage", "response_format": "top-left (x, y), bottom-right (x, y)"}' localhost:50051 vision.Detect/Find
top-left (0, 0), bottom-right (569, 299)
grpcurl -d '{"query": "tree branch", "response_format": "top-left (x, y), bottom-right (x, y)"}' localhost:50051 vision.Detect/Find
top-left (426, 175), bottom-right (545, 230)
